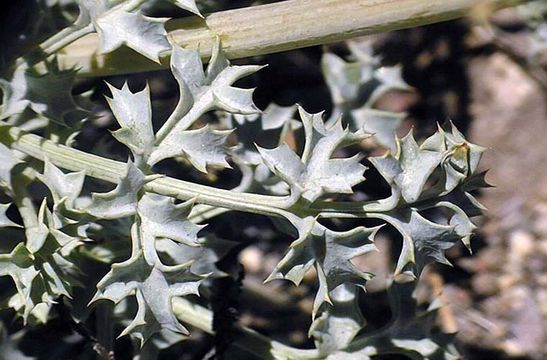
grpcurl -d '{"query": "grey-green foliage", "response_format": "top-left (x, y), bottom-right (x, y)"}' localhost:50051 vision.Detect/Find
top-left (322, 41), bottom-right (410, 154)
top-left (0, 1), bottom-right (489, 358)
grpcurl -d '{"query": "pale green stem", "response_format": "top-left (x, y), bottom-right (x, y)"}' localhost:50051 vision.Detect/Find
top-left (10, 167), bottom-right (42, 245)
top-left (1, 124), bottom-right (387, 219)
top-left (14, 0), bottom-right (148, 70)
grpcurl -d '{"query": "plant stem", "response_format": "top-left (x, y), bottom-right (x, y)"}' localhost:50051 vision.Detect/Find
top-left (1, 124), bottom-right (385, 219)
top-left (15, 0), bottom-right (149, 70)
top-left (172, 297), bottom-right (320, 359)
top-left (57, 0), bottom-right (525, 77)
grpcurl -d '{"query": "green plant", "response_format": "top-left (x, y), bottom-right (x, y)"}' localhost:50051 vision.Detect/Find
top-left (0, 1), bottom-right (499, 359)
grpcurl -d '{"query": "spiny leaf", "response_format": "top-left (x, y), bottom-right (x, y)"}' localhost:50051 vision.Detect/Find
top-left (153, 126), bottom-right (232, 173)
top-left (91, 251), bottom-right (202, 345)
top-left (321, 52), bottom-right (369, 106)
top-left (106, 82), bottom-right (155, 162)
top-left (137, 194), bottom-right (205, 266)
top-left (170, 0), bottom-right (202, 17)
top-left (258, 107), bottom-right (368, 202)
top-left (370, 131), bottom-right (442, 206)
top-left (38, 159), bottom-right (85, 209)
top-left (321, 48), bottom-right (409, 153)
top-left (0, 143), bottom-right (22, 189)
top-left (309, 284), bottom-right (364, 354)
top-left (327, 282), bottom-right (460, 359)
top-left (375, 208), bottom-right (465, 278)
top-left (0, 244), bottom-right (40, 321)
top-left (267, 217), bottom-right (379, 317)
top-left (149, 40), bottom-right (262, 169)
top-left (0, 60), bottom-right (86, 125)
top-left (156, 235), bottom-right (236, 276)
top-left (351, 108), bottom-right (403, 154)
top-left (85, 162), bottom-right (146, 219)
top-left (77, 0), bottom-right (170, 62)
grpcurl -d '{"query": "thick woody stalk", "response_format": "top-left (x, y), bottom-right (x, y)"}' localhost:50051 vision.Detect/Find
top-left (58, 0), bottom-right (522, 76)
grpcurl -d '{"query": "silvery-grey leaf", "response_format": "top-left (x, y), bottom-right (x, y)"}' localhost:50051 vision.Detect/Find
top-left (107, 82), bottom-right (155, 162)
top-left (86, 162), bottom-right (145, 219)
top-left (267, 217), bottom-right (379, 316)
top-left (149, 126), bottom-right (232, 172)
top-left (0, 61), bottom-right (86, 125)
top-left (137, 193), bottom-right (204, 266)
top-left (95, 11), bottom-right (169, 62)
top-left (351, 108), bottom-right (403, 154)
top-left (258, 107), bottom-right (367, 202)
top-left (38, 159), bottom-right (85, 209)
top-left (170, 0), bottom-right (202, 17)
top-left (91, 251), bottom-right (202, 345)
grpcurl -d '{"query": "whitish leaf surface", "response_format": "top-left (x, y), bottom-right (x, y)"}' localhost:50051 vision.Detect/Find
top-left (86, 162), bottom-right (145, 219)
top-left (327, 282), bottom-right (460, 360)
top-left (0, 244), bottom-right (40, 320)
top-left (106, 83), bottom-right (155, 162)
top-left (156, 126), bottom-right (232, 173)
top-left (369, 124), bottom-right (487, 210)
top-left (258, 107), bottom-right (367, 202)
top-left (0, 142), bottom-right (22, 189)
top-left (170, 0), bottom-right (202, 16)
top-left (38, 159), bottom-right (85, 209)
top-left (267, 217), bottom-right (378, 316)
top-left (92, 251), bottom-right (202, 344)
top-left (149, 41), bottom-right (262, 170)
top-left (97, 11), bottom-right (169, 62)
top-left (0, 61), bottom-right (85, 125)
top-left (351, 108), bottom-right (403, 154)
top-left (376, 209), bottom-right (462, 277)
top-left (310, 284), bottom-right (364, 355)
top-left (370, 131), bottom-right (443, 205)
top-left (156, 235), bottom-right (236, 276)
top-left (136, 194), bottom-right (204, 266)
top-left (77, 0), bottom-right (170, 62)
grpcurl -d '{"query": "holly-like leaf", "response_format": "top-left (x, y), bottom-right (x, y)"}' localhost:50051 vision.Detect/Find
top-left (310, 284), bottom-right (364, 355)
top-left (155, 126), bottom-right (232, 173)
top-left (157, 235), bottom-right (236, 276)
top-left (106, 83), bottom-right (155, 162)
top-left (136, 194), bottom-right (204, 266)
top-left (267, 217), bottom-right (379, 316)
top-left (370, 131), bottom-right (444, 206)
top-left (76, 0), bottom-right (170, 62)
top-left (38, 159), bottom-right (85, 209)
top-left (91, 251), bottom-right (202, 344)
top-left (97, 11), bottom-right (169, 62)
top-left (86, 162), bottom-right (146, 219)
top-left (149, 40), bottom-right (262, 170)
top-left (0, 60), bottom-right (86, 126)
top-left (375, 207), bottom-right (466, 278)
top-left (327, 282), bottom-right (460, 359)
top-left (0, 244), bottom-right (40, 320)
top-left (321, 52), bottom-right (371, 108)
top-left (258, 107), bottom-right (368, 202)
